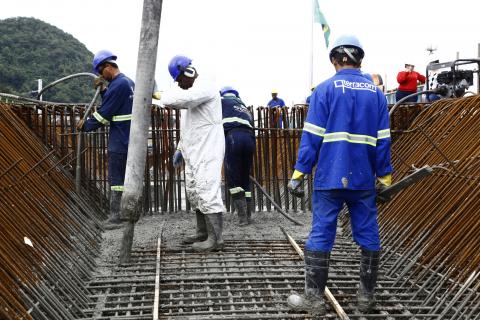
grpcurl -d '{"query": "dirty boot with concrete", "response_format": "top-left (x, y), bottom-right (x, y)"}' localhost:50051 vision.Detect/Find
top-left (232, 191), bottom-right (248, 226)
top-left (287, 250), bottom-right (330, 316)
top-left (192, 213), bottom-right (224, 252)
top-left (246, 195), bottom-right (253, 224)
top-left (103, 190), bottom-right (124, 230)
top-left (182, 210), bottom-right (207, 245)
top-left (358, 249), bottom-right (380, 313)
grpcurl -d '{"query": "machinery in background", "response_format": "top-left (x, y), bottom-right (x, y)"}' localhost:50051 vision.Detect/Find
top-left (426, 58), bottom-right (480, 99)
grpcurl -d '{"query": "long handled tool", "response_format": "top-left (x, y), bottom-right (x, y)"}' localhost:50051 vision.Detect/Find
top-left (377, 165), bottom-right (434, 203)
top-left (75, 87), bottom-right (101, 193)
top-left (287, 165), bottom-right (434, 203)
top-left (249, 175), bottom-right (305, 226)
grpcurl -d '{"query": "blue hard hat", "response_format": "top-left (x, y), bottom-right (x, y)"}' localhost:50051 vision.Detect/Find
top-left (329, 35), bottom-right (364, 61)
top-left (168, 55), bottom-right (192, 80)
top-left (92, 50), bottom-right (117, 74)
top-left (220, 86), bottom-right (239, 97)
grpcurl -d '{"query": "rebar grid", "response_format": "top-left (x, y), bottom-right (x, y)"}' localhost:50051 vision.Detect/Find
top-left (0, 103), bottom-right (103, 319)
top-left (341, 95), bottom-right (480, 318)
top-left (156, 239), bottom-right (470, 319)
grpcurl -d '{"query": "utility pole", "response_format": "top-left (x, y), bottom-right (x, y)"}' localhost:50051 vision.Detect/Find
top-left (119, 0), bottom-right (163, 264)
top-left (37, 79), bottom-right (43, 101)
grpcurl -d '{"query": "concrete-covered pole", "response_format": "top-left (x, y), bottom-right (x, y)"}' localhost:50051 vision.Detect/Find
top-left (119, 0), bottom-right (163, 264)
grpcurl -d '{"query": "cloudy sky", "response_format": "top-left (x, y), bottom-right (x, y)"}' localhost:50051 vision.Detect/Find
top-left (1, 0), bottom-right (479, 105)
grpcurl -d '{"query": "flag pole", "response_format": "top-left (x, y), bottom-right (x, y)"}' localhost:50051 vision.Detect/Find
top-left (309, 0), bottom-right (315, 87)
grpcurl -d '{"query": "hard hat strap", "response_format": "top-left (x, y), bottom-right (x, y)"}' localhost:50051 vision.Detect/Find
top-left (178, 65), bottom-right (197, 78)
top-left (342, 48), bottom-right (358, 64)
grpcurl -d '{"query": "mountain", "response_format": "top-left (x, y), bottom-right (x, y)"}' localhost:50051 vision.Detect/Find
top-left (0, 17), bottom-right (94, 103)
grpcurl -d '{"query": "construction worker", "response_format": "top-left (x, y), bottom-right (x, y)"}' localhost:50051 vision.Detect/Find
top-left (286, 35), bottom-right (393, 315)
top-left (158, 55), bottom-right (225, 252)
top-left (396, 63), bottom-right (426, 102)
top-left (220, 86), bottom-right (256, 226)
top-left (77, 50), bottom-right (135, 230)
top-left (267, 89), bottom-right (285, 127)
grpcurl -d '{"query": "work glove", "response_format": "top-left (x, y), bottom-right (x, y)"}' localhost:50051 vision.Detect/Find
top-left (152, 91), bottom-right (161, 100)
top-left (377, 174), bottom-right (392, 187)
top-left (76, 118), bottom-right (85, 132)
top-left (287, 170), bottom-right (305, 198)
top-left (376, 174), bottom-right (392, 203)
top-left (93, 77), bottom-right (107, 92)
top-left (172, 149), bottom-right (183, 168)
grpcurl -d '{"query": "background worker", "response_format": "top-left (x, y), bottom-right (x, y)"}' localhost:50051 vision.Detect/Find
top-left (267, 89), bottom-right (286, 108)
top-left (267, 89), bottom-right (286, 127)
top-left (286, 35), bottom-right (393, 315)
top-left (220, 86), bottom-right (256, 226)
top-left (77, 50), bottom-right (135, 230)
top-left (396, 63), bottom-right (426, 103)
top-left (159, 55), bottom-right (225, 252)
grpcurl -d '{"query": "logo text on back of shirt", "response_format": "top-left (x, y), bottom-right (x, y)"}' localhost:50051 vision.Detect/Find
top-left (334, 80), bottom-right (377, 93)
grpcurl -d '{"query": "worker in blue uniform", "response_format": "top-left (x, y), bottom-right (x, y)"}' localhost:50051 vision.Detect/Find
top-left (267, 89), bottom-right (285, 127)
top-left (286, 35), bottom-right (393, 315)
top-left (77, 50), bottom-right (135, 230)
top-left (220, 86), bottom-right (256, 226)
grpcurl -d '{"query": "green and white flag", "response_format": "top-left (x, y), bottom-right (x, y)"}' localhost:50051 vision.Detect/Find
top-left (313, 0), bottom-right (330, 48)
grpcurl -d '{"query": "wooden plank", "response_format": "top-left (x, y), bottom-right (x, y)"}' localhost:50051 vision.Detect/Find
top-left (153, 233), bottom-right (162, 320)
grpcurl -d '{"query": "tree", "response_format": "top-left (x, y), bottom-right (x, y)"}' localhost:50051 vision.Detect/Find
top-left (0, 17), bottom-right (94, 103)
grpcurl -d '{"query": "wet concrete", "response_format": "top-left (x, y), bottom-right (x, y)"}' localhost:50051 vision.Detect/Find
top-left (96, 209), bottom-right (312, 274)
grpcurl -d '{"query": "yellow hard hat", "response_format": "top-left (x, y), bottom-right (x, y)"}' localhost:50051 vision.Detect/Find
top-left (271, 89), bottom-right (278, 94)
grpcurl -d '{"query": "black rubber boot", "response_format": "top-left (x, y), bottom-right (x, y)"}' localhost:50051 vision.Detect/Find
top-left (232, 191), bottom-right (248, 226)
top-left (103, 190), bottom-right (124, 230)
top-left (246, 196), bottom-right (253, 223)
top-left (358, 249), bottom-right (380, 313)
top-left (181, 210), bottom-right (207, 245)
top-left (287, 250), bottom-right (330, 316)
top-left (192, 213), bottom-right (224, 252)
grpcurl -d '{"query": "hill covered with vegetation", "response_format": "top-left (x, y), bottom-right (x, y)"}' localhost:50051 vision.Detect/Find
top-left (0, 17), bottom-right (94, 103)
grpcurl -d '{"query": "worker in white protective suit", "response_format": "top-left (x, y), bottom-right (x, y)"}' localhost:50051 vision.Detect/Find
top-left (158, 55), bottom-right (225, 252)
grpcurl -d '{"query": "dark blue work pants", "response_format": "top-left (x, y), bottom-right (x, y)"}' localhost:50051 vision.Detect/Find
top-left (224, 129), bottom-right (256, 196)
top-left (108, 152), bottom-right (128, 191)
top-left (395, 90), bottom-right (418, 103)
top-left (305, 189), bottom-right (381, 252)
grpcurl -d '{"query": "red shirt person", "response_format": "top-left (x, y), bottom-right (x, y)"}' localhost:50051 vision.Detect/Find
top-left (396, 63), bottom-right (426, 103)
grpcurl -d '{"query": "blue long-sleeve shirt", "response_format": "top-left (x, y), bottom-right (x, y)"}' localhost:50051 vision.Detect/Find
top-left (84, 73), bottom-right (135, 154)
top-left (295, 68), bottom-right (392, 190)
top-left (267, 97), bottom-right (286, 108)
top-left (221, 94), bottom-right (254, 132)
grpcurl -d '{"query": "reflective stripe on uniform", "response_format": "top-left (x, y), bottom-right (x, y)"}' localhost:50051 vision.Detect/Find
top-left (245, 191), bottom-right (251, 198)
top-left (323, 132), bottom-right (377, 147)
top-left (93, 111), bottom-right (109, 125)
top-left (229, 187), bottom-right (245, 195)
top-left (112, 114), bottom-right (132, 121)
top-left (222, 117), bottom-right (252, 128)
top-left (377, 129), bottom-right (391, 139)
top-left (303, 122), bottom-right (326, 137)
top-left (111, 185), bottom-right (124, 191)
